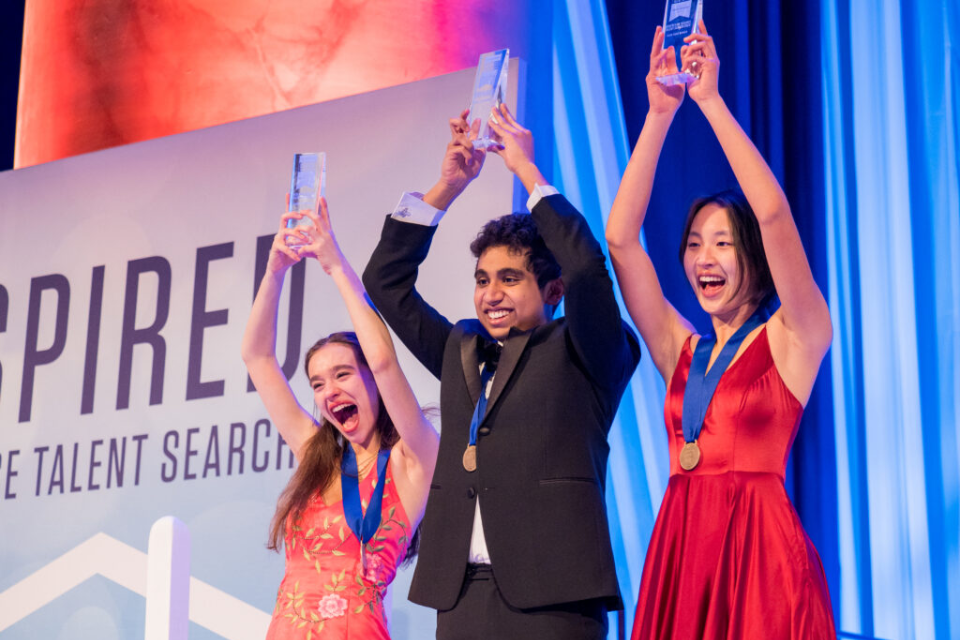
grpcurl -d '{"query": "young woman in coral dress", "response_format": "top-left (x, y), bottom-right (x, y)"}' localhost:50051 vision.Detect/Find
top-left (242, 197), bottom-right (439, 639)
top-left (605, 23), bottom-right (836, 639)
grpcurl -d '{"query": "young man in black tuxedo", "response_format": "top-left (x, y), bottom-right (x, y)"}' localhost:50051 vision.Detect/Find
top-left (362, 105), bottom-right (641, 639)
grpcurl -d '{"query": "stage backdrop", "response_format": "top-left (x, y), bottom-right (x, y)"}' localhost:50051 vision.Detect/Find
top-left (14, 0), bottom-right (537, 168)
top-left (0, 60), bottom-right (521, 639)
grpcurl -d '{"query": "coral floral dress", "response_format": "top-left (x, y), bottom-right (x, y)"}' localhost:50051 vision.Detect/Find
top-left (266, 462), bottom-right (411, 640)
top-left (632, 328), bottom-right (836, 639)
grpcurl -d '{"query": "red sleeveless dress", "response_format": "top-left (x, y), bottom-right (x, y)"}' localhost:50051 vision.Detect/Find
top-left (631, 327), bottom-right (835, 639)
top-left (266, 462), bottom-right (411, 640)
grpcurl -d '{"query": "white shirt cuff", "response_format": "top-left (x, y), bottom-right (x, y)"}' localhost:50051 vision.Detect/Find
top-left (390, 192), bottom-right (446, 226)
top-left (526, 183), bottom-right (559, 211)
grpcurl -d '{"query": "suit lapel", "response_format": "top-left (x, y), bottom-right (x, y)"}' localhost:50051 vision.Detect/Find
top-left (483, 327), bottom-right (533, 421)
top-left (460, 332), bottom-right (483, 406)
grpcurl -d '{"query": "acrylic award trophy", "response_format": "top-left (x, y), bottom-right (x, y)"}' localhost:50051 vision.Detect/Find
top-left (286, 152), bottom-right (326, 248)
top-left (468, 49), bottom-right (509, 149)
top-left (657, 0), bottom-right (703, 86)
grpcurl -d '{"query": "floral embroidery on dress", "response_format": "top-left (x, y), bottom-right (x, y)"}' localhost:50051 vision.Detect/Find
top-left (318, 593), bottom-right (348, 619)
top-left (266, 474), bottom-right (412, 640)
top-left (358, 553), bottom-right (384, 584)
top-left (275, 581), bottom-right (327, 639)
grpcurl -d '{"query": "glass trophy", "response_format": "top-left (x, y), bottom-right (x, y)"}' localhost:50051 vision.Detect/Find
top-left (468, 49), bottom-right (509, 149)
top-left (657, 0), bottom-right (703, 86)
top-left (286, 152), bottom-right (326, 248)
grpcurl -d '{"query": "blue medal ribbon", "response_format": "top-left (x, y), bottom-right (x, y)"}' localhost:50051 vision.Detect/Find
top-left (468, 338), bottom-right (500, 447)
top-left (468, 365), bottom-right (495, 447)
top-left (682, 306), bottom-right (769, 444)
top-left (340, 445), bottom-right (391, 548)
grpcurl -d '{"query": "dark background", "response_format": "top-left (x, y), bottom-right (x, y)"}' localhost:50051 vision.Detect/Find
top-left (1, 0), bottom-right (25, 171)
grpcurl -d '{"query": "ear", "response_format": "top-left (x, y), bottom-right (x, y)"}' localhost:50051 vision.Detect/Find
top-left (542, 278), bottom-right (564, 306)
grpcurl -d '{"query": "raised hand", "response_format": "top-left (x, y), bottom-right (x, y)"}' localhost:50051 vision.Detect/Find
top-left (296, 196), bottom-right (345, 275)
top-left (487, 103), bottom-right (536, 176)
top-left (438, 109), bottom-right (487, 193)
top-left (423, 109), bottom-right (489, 210)
top-left (267, 194), bottom-right (312, 274)
top-left (682, 20), bottom-right (720, 104)
top-left (648, 26), bottom-right (685, 114)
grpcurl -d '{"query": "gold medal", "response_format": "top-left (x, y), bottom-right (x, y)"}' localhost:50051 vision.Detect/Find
top-left (679, 441), bottom-right (701, 471)
top-left (462, 444), bottom-right (477, 472)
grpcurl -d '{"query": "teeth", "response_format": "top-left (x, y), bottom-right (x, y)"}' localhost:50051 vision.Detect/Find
top-left (330, 403), bottom-right (357, 420)
top-left (699, 275), bottom-right (725, 288)
top-left (488, 309), bottom-right (509, 319)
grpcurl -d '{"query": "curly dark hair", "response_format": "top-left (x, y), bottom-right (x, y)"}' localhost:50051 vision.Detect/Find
top-left (678, 190), bottom-right (776, 305)
top-left (469, 213), bottom-right (562, 289)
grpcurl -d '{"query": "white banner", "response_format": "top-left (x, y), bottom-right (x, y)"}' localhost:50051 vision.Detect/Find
top-left (0, 61), bottom-right (521, 639)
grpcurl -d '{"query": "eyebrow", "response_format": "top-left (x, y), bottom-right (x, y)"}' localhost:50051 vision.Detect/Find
top-left (474, 267), bottom-right (528, 279)
top-left (309, 364), bottom-right (355, 382)
top-left (688, 230), bottom-right (731, 239)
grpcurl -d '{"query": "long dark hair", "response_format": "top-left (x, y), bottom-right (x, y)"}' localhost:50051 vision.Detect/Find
top-left (267, 331), bottom-right (419, 562)
top-left (678, 190), bottom-right (776, 305)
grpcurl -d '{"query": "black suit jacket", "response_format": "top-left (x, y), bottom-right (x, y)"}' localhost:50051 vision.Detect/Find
top-left (362, 194), bottom-right (641, 611)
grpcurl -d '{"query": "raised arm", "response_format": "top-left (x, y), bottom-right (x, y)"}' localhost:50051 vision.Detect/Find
top-left (241, 211), bottom-right (318, 461)
top-left (362, 111), bottom-right (486, 378)
top-left (682, 21), bottom-right (831, 400)
top-left (300, 199), bottom-right (439, 473)
top-left (605, 27), bottom-right (696, 383)
top-left (488, 104), bottom-right (641, 390)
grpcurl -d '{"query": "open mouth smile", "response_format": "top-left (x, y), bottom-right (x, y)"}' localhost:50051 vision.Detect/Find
top-left (698, 275), bottom-right (726, 297)
top-left (330, 402), bottom-right (358, 428)
top-left (486, 308), bottom-right (512, 323)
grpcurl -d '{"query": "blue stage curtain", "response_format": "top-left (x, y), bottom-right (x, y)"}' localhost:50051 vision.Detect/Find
top-left (822, 0), bottom-right (960, 638)
top-left (545, 2), bottom-right (669, 634)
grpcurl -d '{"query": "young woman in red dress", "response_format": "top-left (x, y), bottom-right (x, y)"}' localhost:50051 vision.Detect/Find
top-left (605, 22), bottom-right (836, 639)
top-left (242, 197), bottom-right (439, 639)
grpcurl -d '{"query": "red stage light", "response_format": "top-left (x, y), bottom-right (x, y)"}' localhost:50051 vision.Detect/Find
top-left (16, 0), bottom-right (532, 168)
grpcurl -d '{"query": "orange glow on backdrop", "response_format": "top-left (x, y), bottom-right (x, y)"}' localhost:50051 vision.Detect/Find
top-left (16, 0), bottom-right (534, 168)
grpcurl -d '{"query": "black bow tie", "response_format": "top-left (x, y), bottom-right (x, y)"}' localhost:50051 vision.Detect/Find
top-left (478, 338), bottom-right (502, 373)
